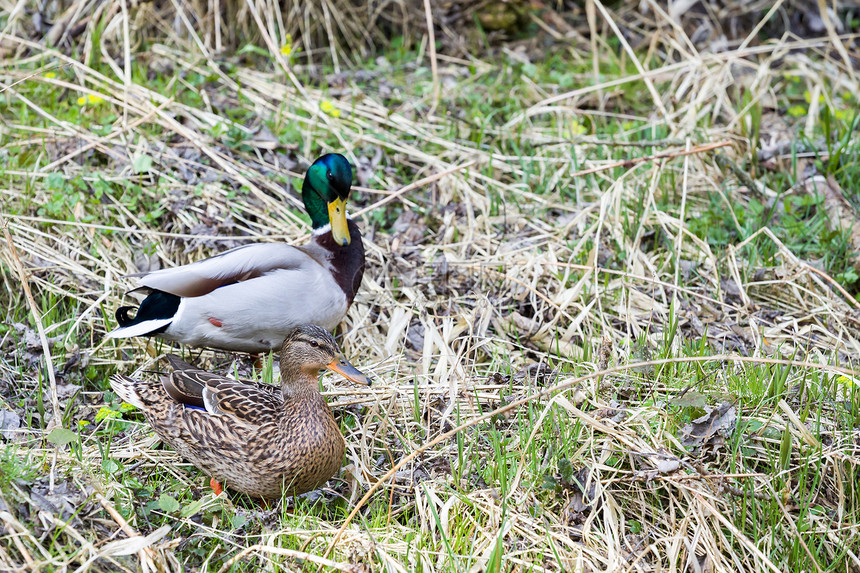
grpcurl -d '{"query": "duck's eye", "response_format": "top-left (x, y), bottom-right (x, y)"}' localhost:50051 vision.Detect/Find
top-left (310, 340), bottom-right (319, 348)
top-left (326, 171), bottom-right (334, 181)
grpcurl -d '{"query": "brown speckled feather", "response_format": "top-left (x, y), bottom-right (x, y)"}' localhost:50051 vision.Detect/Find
top-left (109, 325), bottom-right (370, 499)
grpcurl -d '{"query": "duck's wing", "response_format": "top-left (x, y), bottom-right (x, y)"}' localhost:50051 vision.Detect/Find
top-left (200, 380), bottom-right (281, 425)
top-left (132, 243), bottom-right (318, 297)
top-left (162, 365), bottom-right (281, 426)
top-left (164, 354), bottom-right (281, 396)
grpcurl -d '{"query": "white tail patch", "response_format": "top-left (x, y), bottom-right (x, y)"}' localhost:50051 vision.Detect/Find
top-left (105, 318), bottom-right (174, 339)
top-left (109, 375), bottom-right (145, 409)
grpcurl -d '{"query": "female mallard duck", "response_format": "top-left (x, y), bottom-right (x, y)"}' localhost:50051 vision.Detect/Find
top-left (106, 153), bottom-right (365, 354)
top-left (110, 324), bottom-right (371, 499)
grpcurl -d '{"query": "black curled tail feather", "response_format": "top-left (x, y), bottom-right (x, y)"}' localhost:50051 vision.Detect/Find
top-left (115, 306), bottom-right (138, 326)
top-left (114, 290), bottom-right (181, 334)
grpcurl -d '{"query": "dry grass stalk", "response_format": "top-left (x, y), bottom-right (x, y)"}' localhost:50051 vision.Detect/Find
top-left (0, 218), bottom-right (61, 428)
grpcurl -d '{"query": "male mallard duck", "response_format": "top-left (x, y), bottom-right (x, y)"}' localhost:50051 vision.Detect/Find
top-left (106, 154), bottom-right (365, 353)
top-left (110, 324), bottom-right (371, 499)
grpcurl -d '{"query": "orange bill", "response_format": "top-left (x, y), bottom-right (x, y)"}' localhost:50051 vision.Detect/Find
top-left (327, 356), bottom-right (372, 386)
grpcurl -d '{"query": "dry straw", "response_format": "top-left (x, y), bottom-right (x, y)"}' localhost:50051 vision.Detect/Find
top-left (1, 0), bottom-right (859, 571)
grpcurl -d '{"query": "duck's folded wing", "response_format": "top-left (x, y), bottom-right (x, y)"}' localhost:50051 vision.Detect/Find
top-left (161, 369), bottom-right (214, 409)
top-left (132, 244), bottom-right (315, 297)
top-left (163, 367), bottom-right (281, 425)
top-left (200, 380), bottom-right (281, 426)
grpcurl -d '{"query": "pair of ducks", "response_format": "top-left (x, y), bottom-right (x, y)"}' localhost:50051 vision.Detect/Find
top-left (110, 154), bottom-right (372, 500)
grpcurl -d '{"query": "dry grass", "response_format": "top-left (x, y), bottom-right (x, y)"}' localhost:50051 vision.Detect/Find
top-left (2, 1), bottom-right (860, 571)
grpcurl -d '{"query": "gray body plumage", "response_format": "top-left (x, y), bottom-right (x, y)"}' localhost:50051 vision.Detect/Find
top-left (107, 229), bottom-right (362, 353)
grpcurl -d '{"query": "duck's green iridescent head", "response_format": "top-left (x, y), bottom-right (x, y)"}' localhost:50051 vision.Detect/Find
top-left (302, 153), bottom-right (353, 245)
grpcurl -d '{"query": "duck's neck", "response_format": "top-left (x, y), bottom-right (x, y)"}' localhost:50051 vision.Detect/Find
top-left (302, 181), bottom-right (330, 230)
top-left (280, 369), bottom-right (322, 401)
top-left (312, 220), bottom-right (365, 305)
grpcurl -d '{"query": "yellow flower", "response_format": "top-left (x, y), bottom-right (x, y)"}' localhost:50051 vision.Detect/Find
top-left (803, 90), bottom-right (825, 104)
top-left (320, 100), bottom-right (341, 118)
top-left (569, 120), bottom-right (587, 137)
top-left (77, 420), bottom-right (90, 429)
top-left (77, 94), bottom-right (105, 106)
top-left (45, 72), bottom-right (56, 79)
top-left (119, 402), bottom-right (137, 413)
top-left (95, 407), bottom-right (121, 423)
top-left (787, 105), bottom-right (807, 118)
top-left (280, 34), bottom-right (293, 56)
top-left (834, 108), bottom-right (850, 122)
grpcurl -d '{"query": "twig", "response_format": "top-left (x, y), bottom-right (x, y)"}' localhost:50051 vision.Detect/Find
top-left (721, 484), bottom-right (769, 500)
top-left (353, 160), bottom-right (476, 217)
top-left (570, 141), bottom-right (731, 179)
top-left (217, 545), bottom-right (359, 573)
top-left (673, 139), bottom-right (691, 312)
top-left (577, 138), bottom-right (687, 147)
top-left (714, 152), bottom-right (761, 196)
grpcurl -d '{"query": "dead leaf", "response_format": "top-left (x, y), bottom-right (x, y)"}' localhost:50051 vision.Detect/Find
top-left (720, 278), bottom-right (742, 300)
top-left (53, 383), bottom-right (81, 400)
top-left (0, 410), bottom-right (21, 441)
top-left (593, 402), bottom-right (628, 424)
top-left (12, 322), bottom-right (62, 351)
top-left (633, 469), bottom-right (659, 481)
top-left (680, 402), bottom-right (737, 448)
top-left (656, 458), bottom-right (681, 474)
top-left (406, 320), bottom-right (425, 352)
top-left (561, 467), bottom-right (599, 525)
top-left (356, 147), bottom-right (383, 187)
top-left (392, 211), bottom-right (427, 245)
top-left (672, 391), bottom-right (708, 409)
top-left (688, 551), bottom-right (714, 573)
top-left (597, 334), bottom-right (612, 370)
top-left (98, 525), bottom-right (172, 557)
top-left (510, 312), bottom-right (540, 336)
top-left (512, 362), bottom-right (558, 386)
top-left (29, 480), bottom-right (88, 524)
top-left (678, 259), bottom-right (697, 281)
top-left (133, 251), bottom-right (161, 274)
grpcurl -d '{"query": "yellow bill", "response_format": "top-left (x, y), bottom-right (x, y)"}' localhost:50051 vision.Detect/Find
top-left (327, 198), bottom-right (350, 245)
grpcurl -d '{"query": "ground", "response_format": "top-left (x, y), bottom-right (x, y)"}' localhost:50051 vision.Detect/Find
top-left (1, 2), bottom-right (860, 572)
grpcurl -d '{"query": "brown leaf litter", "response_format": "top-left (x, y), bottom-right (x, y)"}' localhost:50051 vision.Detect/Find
top-left (680, 402), bottom-right (738, 449)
